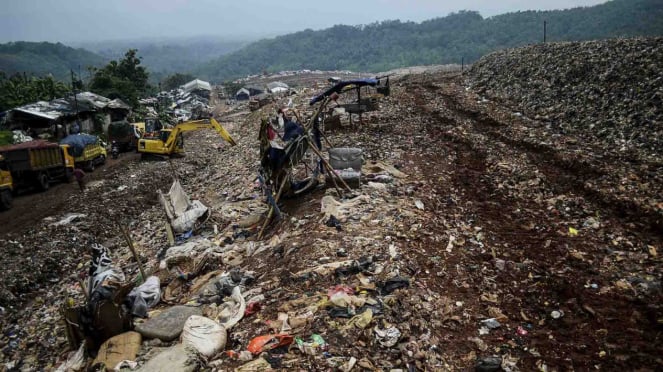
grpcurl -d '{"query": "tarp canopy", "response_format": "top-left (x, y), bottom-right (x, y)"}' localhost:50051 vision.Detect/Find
top-left (309, 78), bottom-right (378, 105)
top-left (182, 79), bottom-right (212, 94)
top-left (59, 134), bottom-right (98, 157)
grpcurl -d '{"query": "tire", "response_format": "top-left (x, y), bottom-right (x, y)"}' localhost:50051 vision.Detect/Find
top-left (37, 172), bottom-right (49, 191)
top-left (87, 161), bottom-right (95, 172)
top-left (0, 189), bottom-right (12, 211)
top-left (100, 155), bottom-right (106, 165)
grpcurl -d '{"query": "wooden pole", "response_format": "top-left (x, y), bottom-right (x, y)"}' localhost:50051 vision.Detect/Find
top-left (258, 174), bottom-right (289, 239)
top-left (357, 87), bottom-right (362, 128)
top-left (121, 226), bottom-right (147, 284)
top-left (306, 138), bottom-right (352, 192)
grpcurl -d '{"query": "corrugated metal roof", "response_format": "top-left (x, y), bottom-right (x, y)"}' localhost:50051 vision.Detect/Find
top-left (13, 102), bottom-right (64, 120)
top-left (10, 91), bottom-right (129, 121)
top-left (107, 98), bottom-right (131, 110)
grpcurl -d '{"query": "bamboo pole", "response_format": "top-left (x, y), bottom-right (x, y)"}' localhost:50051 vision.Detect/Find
top-left (306, 138), bottom-right (352, 192)
top-left (121, 226), bottom-right (147, 284)
top-left (258, 174), bottom-right (289, 239)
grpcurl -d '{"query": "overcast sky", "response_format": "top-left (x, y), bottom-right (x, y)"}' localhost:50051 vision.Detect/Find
top-left (1, 0), bottom-right (609, 43)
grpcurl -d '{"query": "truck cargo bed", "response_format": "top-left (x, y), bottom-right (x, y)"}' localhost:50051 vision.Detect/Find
top-left (0, 141), bottom-right (63, 172)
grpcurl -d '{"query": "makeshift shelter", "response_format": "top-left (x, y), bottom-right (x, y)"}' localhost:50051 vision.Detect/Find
top-left (182, 79), bottom-right (212, 98)
top-left (235, 88), bottom-right (250, 101)
top-left (5, 92), bottom-right (130, 138)
top-left (245, 85), bottom-right (265, 96)
top-left (267, 82), bottom-right (289, 94)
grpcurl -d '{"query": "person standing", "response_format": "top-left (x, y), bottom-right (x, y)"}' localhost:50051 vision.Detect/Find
top-left (73, 168), bottom-right (86, 192)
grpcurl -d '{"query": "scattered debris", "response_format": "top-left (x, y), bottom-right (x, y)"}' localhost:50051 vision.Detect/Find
top-left (1, 41), bottom-right (662, 371)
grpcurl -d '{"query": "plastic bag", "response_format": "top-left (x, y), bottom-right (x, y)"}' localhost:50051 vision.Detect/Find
top-left (126, 276), bottom-right (161, 318)
top-left (247, 334), bottom-right (293, 354)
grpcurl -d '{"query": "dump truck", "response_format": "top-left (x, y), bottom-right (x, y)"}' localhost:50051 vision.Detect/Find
top-left (137, 118), bottom-right (236, 157)
top-left (0, 140), bottom-right (75, 198)
top-left (0, 154), bottom-right (12, 210)
top-left (108, 120), bottom-right (144, 152)
top-left (60, 134), bottom-right (107, 171)
top-left (74, 142), bottom-right (107, 171)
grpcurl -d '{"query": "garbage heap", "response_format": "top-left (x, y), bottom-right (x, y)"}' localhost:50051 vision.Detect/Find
top-left (2, 54), bottom-right (661, 371)
top-left (467, 37), bottom-right (663, 162)
top-left (39, 82), bottom-right (458, 372)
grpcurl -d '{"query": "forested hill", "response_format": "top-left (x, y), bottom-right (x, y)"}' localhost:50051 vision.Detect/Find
top-left (77, 37), bottom-right (249, 80)
top-left (0, 42), bottom-right (106, 81)
top-left (197, 0), bottom-right (663, 82)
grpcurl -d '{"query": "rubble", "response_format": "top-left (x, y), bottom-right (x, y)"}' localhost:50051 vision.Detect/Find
top-left (0, 42), bottom-right (661, 371)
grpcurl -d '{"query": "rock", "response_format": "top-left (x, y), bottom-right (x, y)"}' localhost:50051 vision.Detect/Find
top-left (135, 306), bottom-right (202, 341)
top-left (92, 331), bottom-right (142, 370)
top-left (137, 344), bottom-right (200, 372)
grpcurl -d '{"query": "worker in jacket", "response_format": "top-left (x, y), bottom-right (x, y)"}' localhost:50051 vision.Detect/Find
top-left (73, 168), bottom-right (86, 192)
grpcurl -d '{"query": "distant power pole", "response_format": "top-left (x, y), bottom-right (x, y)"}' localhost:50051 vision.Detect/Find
top-left (543, 21), bottom-right (547, 43)
top-left (71, 69), bottom-right (81, 133)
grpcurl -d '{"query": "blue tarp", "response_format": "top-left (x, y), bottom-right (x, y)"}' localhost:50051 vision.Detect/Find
top-left (309, 78), bottom-right (378, 105)
top-left (59, 134), bottom-right (98, 157)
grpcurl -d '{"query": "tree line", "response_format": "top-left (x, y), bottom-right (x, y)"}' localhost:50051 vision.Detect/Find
top-left (196, 0), bottom-right (663, 81)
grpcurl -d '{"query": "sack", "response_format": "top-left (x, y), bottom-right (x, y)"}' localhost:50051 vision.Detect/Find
top-left (181, 315), bottom-right (227, 357)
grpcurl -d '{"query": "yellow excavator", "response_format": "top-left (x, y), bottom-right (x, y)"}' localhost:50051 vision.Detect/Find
top-left (137, 117), bottom-right (236, 157)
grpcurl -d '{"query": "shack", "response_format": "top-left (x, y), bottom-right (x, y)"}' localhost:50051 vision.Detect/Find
top-left (235, 88), bottom-right (251, 101)
top-left (267, 81), bottom-right (289, 94)
top-left (245, 85), bottom-right (265, 97)
top-left (182, 79), bottom-right (212, 99)
top-left (4, 92), bottom-right (130, 139)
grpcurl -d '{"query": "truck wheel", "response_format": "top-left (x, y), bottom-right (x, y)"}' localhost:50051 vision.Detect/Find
top-left (87, 161), bottom-right (95, 172)
top-left (0, 190), bottom-right (12, 210)
top-left (38, 172), bottom-right (50, 191)
top-left (100, 155), bottom-right (106, 165)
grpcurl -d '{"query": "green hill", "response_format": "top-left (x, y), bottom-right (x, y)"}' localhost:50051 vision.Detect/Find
top-left (77, 36), bottom-right (249, 82)
top-left (196, 0), bottom-right (663, 82)
top-left (0, 41), bottom-right (107, 81)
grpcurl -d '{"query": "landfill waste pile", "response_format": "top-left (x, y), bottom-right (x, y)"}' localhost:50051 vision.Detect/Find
top-left (0, 40), bottom-right (661, 371)
top-left (467, 37), bottom-right (663, 162)
top-left (140, 81), bottom-right (213, 123)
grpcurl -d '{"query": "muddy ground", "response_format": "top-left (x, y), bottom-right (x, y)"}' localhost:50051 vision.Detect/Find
top-left (0, 71), bottom-right (661, 371)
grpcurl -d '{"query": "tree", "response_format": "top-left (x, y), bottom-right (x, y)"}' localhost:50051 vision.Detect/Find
top-left (161, 73), bottom-right (195, 91)
top-left (0, 73), bottom-right (69, 112)
top-left (89, 49), bottom-right (151, 107)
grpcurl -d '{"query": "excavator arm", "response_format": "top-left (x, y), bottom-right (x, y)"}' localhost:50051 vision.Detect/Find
top-left (139, 118), bottom-right (236, 156)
